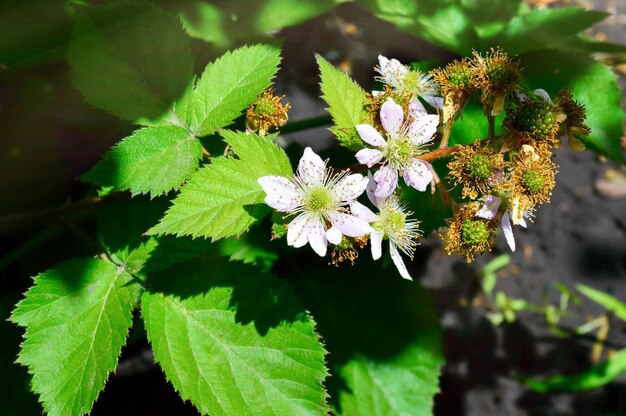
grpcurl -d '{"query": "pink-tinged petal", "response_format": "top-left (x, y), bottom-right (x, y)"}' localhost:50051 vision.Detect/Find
top-left (366, 172), bottom-right (381, 208)
top-left (501, 211), bottom-right (516, 252)
top-left (298, 147), bottom-right (326, 184)
top-left (306, 218), bottom-right (327, 256)
top-left (476, 195), bottom-right (502, 220)
top-left (370, 230), bottom-right (384, 260)
top-left (287, 214), bottom-right (309, 248)
top-left (326, 226), bottom-right (342, 245)
top-left (403, 160), bottom-right (432, 192)
top-left (356, 124), bottom-right (386, 147)
top-left (334, 173), bottom-right (369, 202)
top-left (423, 95), bottom-right (444, 109)
top-left (389, 243), bottom-right (412, 280)
top-left (409, 98), bottom-right (427, 116)
top-left (350, 201), bottom-right (378, 223)
top-left (356, 148), bottom-right (384, 168)
top-left (408, 114), bottom-right (439, 145)
top-left (258, 176), bottom-right (302, 212)
top-left (380, 98), bottom-right (404, 135)
top-left (374, 166), bottom-right (398, 198)
top-left (330, 212), bottom-right (373, 237)
top-left (519, 217), bottom-right (528, 228)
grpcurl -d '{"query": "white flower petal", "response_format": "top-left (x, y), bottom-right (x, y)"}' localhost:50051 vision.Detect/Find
top-left (403, 159), bottom-right (432, 192)
top-left (326, 226), bottom-right (342, 245)
top-left (389, 242), bottom-right (412, 280)
top-left (366, 171), bottom-right (381, 208)
top-left (258, 176), bottom-right (302, 212)
top-left (502, 211), bottom-right (516, 252)
top-left (409, 98), bottom-right (427, 116)
top-left (376, 55), bottom-right (408, 89)
top-left (380, 98), bottom-right (404, 135)
top-left (306, 218), bottom-right (327, 256)
top-left (298, 147), bottom-right (326, 184)
top-left (350, 201), bottom-right (378, 223)
top-left (356, 124), bottom-right (386, 147)
top-left (334, 173), bottom-right (368, 202)
top-left (408, 114), bottom-right (439, 145)
top-left (374, 166), bottom-right (398, 198)
top-left (355, 148), bottom-right (384, 168)
top-left (533, 89), bottom-right (552, 104)
top-left (330, 212), bottom-right (373, 237)
top-left (476, 195), bottom-right (502, 220)
top-left (287, 214), bottom-right (309, 248)
top-left (371, 230), bottom-right (384, 260)
top-left (519, 217), bottom-right (528, 228)
top-left (423, 95), bottom-right (444, 109)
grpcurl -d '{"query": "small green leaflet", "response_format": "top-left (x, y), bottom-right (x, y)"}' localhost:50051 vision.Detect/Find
top-left (149, 131), bottom-right (292, 240)
top-left (68, 2), bottom-right (194, 124)
top-left (83, 125), bottom-right (203, 197)
top-left (11, 258), bottom-right (138, 416)
top-left (186, 44), bottom-right (281, 136)
top-left (141, 258), bottom-right (329, 415)
top-left (317, 54), bottom-right (369, 151)
top-left (577, 284), bottom-right (626, 322)
top-left (294, 261), bottom-right (444, 416)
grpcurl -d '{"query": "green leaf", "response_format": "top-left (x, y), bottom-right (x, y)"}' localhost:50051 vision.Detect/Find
top-left (83, 125), bottom-right (203, 197)
top-left (11, 258), bottom-right (138, 416)
top-left (189, 44), bottom-right (281, 136)
top-left (317, 54), bottom-right (369, 150)
top-left (293, 260), bottom-right (444, 415)
top-left (68, 2), bottom-right (194, 123)
top-left (521, 50), bottom-right (625, 161)
top-left (149, 131), bottom-right (292, 240)
top-left (525, 348), bottom-right (626, 392)
top-left (500, 8), bottom-right (608, 54)
top-left (141, 258), bottom-right (329, 416)
top-left (577, 284), bottom-right (626, 322)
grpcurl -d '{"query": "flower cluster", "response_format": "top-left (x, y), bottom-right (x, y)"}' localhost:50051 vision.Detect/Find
top-left (257, 49), bottom-right (589, 277)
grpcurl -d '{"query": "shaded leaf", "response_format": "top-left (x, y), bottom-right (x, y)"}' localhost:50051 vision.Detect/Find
top-left (68, 2), bottom-right (194, 123)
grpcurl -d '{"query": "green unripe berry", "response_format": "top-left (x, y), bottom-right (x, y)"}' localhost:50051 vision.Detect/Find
top-left (487, 62), bottom-right (511, 84)
top-left (254, 97), bottom-right (277, 116)
top-left (467, 154), bottom-right (493, 180)
top-left (448, 64), bottom-right (472, 88)
top-left (461, 219), bottom-right (490, 246)
top-left (521, 170), bottom-right (545, 194)
top-left (513, 99), bottom-right (556, 140)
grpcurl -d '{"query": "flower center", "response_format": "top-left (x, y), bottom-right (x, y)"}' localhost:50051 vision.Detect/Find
top-left (467, 154), bottom-right (492, 180)
top-left (521, 170), bottom-right (545, 194)
top-left (461, 218), bottom-right (490, 246)
top-left (304, 185), bottom-right (334, 214)
top-left (385, 136), bottom-right (414, 167)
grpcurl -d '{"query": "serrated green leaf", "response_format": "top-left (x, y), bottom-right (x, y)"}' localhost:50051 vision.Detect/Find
top-left (525, 348), bottom-right (626, 392)
top-left (141, 258), bottom-right (329, 416)
top-left (294, 260), bottom-right (444, 416)
top-left (11, 258), bottom-right (138, 416)
top-left (317, 54), bottom-right (369, 150)
top-left (149, 131), bottom-right (292, 240)
top-left (577, 284), bottom-right (626, 322)
top-left (522, 50), bottom-right (625, 161)
top-left (68, 2), bottom-right (194, 123)
top-left (501, 7), bottom-right (608, 54)
top-left (83, 125), bottom-right (203, 197)
top-left (189, 44), bottom-right (281, 136)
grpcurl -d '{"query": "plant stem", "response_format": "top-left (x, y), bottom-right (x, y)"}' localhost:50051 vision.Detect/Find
top-left (487, 114), bottom-right (495, 140)
top-left (0, 192), bottom-right (125, 233)
top-left (280, 115), bottom-right (332, 134)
